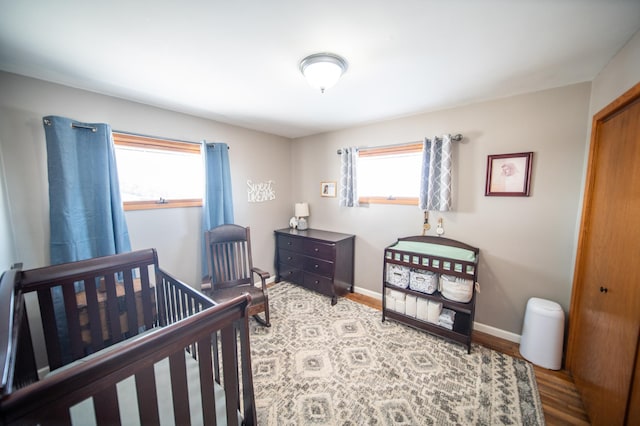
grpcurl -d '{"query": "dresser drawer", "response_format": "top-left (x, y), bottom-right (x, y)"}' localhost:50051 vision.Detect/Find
top-left (303, 257), bottom-right (334, 278)
top-left (302, 240), bottom-right (335, 261)
top-left (278, 264), bottom-right (303, 284)
top-left (277, 235), bottom-right (303, 252)
top-left (302, 273), bottom-right (333, 297)
top-left (278, 249), bottom-right (303, 267)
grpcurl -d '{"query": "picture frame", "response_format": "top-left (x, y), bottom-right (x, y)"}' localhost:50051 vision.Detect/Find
top-left (485, 152), bottom-right (533, 196)
top-left (320, 181), bottom-right (337, 197)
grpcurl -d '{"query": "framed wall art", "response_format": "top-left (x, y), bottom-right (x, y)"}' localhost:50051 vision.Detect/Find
top-left (320, 181), bottom-right (337, 197)
top-left (485, 152), bottom-right (533, 196)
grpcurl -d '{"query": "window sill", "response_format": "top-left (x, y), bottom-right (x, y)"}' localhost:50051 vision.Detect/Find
top-left (123, 199), bottom-right (202, 211)
top-left (358, 197), bottom-right (418, 206)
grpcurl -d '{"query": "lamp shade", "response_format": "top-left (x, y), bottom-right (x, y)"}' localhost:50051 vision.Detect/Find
top-left (295, 202), bottom-right (309, 218)
top-left (300, 53), bottom-right (348, 93)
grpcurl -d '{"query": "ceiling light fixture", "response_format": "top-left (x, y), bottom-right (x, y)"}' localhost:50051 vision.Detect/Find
top-left (299, 53), bottom-right (348, 93)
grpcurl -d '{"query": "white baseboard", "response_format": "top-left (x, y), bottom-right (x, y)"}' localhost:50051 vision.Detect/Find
top-left (258, 276), bottom-right (277, 287)
top-left (352, 285), bottom-right (382, 300)
top-left (352, 285), bottom-right (521, 344)
top-left (473, 322), bottom-right (521, 343)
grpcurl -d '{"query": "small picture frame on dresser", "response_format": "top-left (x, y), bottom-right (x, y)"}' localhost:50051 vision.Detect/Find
top-left (320, 181), bottom-right (337, 197)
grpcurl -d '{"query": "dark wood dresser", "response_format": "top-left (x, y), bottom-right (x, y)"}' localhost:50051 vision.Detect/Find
top-left (274, 228), bottom-right (355, 305)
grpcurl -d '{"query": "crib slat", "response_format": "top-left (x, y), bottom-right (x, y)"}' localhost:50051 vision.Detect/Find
top-left (48, 404), bottom-right (73, 426)
top-left (94, 385), bottom-right (121, 426)
top-left (168, 285), bottom-right (177, 324)
top-left (62, 283), bottom-right (84, 361)
top-left (180, 289), bottom-right (187, 321)
top-left (212, 331), bottom-right (221, 383)
top-left (83, 276), bottom-right (105, 351)
top-left (139, 266), bottom-right (154, 330)
top-left (186, 299), bottom-right (196, 356)
top-left (238, 319), bottom-right (257, 425)
top-left (37, 288), bottom-right (63, 370)
top-left (123, 270), bottom-right (138, 337)
top-left (197, 337), bottom-right (217, 426)
top-left (135, 365), bottom-right (160, 425)
top-left (104, 274), bottom-right (123, 343)
top-left (155, 269), bottom-right (168, 327)
top-left (221, 325), bottom-right (240, 426)
top-left (169, 351), bottom-right (191, 424)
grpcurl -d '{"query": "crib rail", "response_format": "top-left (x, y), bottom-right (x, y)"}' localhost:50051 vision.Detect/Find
top-left (0, 269), bottom-right (38, 395)
top-left (157, 268), bottom-right (214, 326)
top-left (18, 249), bottom-right (161, 372)
top-left (0, 293), bottom-right (255, 425)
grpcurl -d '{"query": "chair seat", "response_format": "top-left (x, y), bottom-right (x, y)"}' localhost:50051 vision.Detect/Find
top-left (206, 285), bottom-right (266, 307)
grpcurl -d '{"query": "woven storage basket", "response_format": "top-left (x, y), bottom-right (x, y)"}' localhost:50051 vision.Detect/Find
top-left (409, 269), bottom-right (438, 294)
top-left (386, 264), bottom-right (410, 288)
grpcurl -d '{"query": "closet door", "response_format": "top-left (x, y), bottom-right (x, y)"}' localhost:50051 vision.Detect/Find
top-left (567, 83), bottom-right (640, 425)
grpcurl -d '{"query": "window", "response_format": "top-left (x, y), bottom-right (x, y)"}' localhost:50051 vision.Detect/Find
top-left (113, 132), bottom-right (203, 211)
top-left (357, 143), bottom-right (422, 205)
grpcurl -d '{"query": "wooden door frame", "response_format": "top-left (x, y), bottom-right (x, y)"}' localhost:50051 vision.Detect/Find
top-left (566, 80), bottom-right (640, 371)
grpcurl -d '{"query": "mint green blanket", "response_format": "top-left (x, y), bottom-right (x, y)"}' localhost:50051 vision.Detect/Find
top-left (390, 241), bottom-right (476, 262)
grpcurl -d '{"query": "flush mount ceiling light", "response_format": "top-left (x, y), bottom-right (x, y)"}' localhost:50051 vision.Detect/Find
top-left (299, 53), bottom-right (348, 93)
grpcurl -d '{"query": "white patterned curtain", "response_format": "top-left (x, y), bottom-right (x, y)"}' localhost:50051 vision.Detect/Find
top-left (339, 147), bottom-right (359, 207)
top-left (419, 134), bottom-right (452, 211)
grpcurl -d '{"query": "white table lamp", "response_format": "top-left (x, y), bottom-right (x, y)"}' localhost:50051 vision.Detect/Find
top-left (295, 202), bottom-right (309, 230)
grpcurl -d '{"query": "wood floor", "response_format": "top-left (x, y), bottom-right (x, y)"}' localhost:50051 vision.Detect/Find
top-left (345, 292), bottom-right (591, 425)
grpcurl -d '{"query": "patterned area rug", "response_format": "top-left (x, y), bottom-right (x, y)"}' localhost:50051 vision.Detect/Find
top-left (250, 283), bottom-right (544, 425)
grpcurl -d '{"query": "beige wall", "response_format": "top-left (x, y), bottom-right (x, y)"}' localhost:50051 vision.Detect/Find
top-left (589, 29), bottom-right (640, 116)
top-left (2, 26), bottom-right (638, 339)
top-left (0, 71), bottom-right (292, 286)
top-left (0, 138), bottom-right (16, 271)
top-left (292, 83), bottom-right (591, 336)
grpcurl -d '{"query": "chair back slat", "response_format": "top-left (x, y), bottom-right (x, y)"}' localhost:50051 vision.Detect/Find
top-left (206, 226), bottom-right (254, 289)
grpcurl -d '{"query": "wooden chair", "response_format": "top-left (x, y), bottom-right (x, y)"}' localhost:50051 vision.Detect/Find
top-left (201, 224), bottom-right (271, 327)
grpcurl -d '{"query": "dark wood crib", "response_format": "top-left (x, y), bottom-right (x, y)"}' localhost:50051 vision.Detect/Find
top-left (0, 248), bottom-right (256, 425)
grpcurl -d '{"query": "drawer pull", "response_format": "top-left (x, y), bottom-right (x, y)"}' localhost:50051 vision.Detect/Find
top-left (314, 248), bottom-right (319, 252)
top-left (314, 264), bottom-right (319, 269)
top-left (288, 241), bottom-right (292, 245)
top-left (287, 256), bottom-right (292, 260)
top-left (314, 280), bottom-right (320, 284)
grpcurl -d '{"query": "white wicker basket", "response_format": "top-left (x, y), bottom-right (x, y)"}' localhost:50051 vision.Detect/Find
top-left (439, 275), bottom-right (473, 303)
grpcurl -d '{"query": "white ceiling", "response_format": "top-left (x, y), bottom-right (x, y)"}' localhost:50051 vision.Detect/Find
top-left (1, 1), bottom-right (639, 139)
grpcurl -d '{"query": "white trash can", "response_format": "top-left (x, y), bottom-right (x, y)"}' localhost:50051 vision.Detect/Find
top-left (519, 297), bottom-right (565, 370)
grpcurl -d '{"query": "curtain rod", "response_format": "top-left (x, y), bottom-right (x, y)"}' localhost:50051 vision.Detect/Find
top-left (336, 133), bottom-right (463, 155)
top-left (113, 131), bottom-right (230, 149)
top-left (43, 119), bottom-right (228, 148)
top-left (43, 118), bottom-right (98, 132)
top-left (114, 130), bottom-right (200, 146)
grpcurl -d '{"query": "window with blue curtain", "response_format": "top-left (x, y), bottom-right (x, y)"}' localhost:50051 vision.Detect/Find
top-left (43, 115), bottom-right (132, 363)
top-left (201, 141), bottom-right (234, 279)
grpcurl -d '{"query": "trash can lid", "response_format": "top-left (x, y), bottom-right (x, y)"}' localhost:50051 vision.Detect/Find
top-left (528, 297), bottom-right (562, 311)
